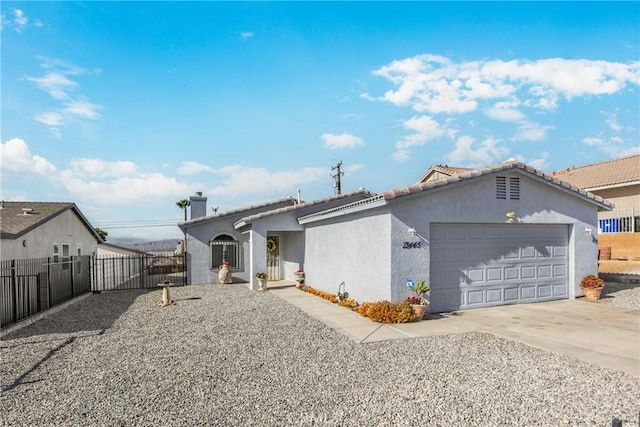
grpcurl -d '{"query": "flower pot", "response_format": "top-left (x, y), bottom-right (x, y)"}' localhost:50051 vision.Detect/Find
top-left (411, 304), bottom-right (428, 321)
top-left (294, 272), bottom-right (305, 284)
top-left (583, 286), bottom-right (604, 302)
top-left (257, 279), bottom-right (267, 291)
top-left (218, 264), bottom-right (232, 284)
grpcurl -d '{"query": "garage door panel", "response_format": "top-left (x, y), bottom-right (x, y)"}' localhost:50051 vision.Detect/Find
top-left (521, 266), bottom-right (536, 279)
top-left (553, 283), bottom-right (568, 297)
top-left (486, 268), bottom-right (502, 281)
top-left (521, 286), bottom-right (536, 300)
top-left (537, 265), bottom-right (552, 277)
top-left (504, 267), bottom-right (519, 280)
top-left (504, 288), bottom-right (519, 301)
top-left (538, 284), bottom-right (552, 298)
top-left (553, 265), bottom-right (566, 277)
top-left (430, 223), bottom-right (568, 312)
top-left (553, 246), bottom-right (566, 257)
top-left (486, 289), bottom-right (502, 303)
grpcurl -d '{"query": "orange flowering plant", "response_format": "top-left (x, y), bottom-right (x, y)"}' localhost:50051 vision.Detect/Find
top-left (580, 274), bottom-right (604, 289)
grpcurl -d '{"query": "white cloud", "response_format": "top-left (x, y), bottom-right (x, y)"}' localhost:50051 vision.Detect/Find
top-left (369, 54), bottom-right (640, 114)
top-left (34, 111), bottom-right (64, 126)
top-left (582, 135), bottom-right (640, 158)
top-left (321, 133), bottom-right (364, 149)
top-left (602, 110), bottom-right (623, 132)
top-left (177, 161), bottom-right (215, 175)
top-left (208, 165), bottom-right (328, 196)
top-left (12, 8), bottom-right (28, 30)
top-left (391, 149), bottom-right (411, 162)
top-left (0, 138), bottom-right (57, 175)
top-left (58, 170), bottom-right (193, 206)
top-left (445, 135), bottom-right (509, 167)
top-left (395, 115), bottom-right (447, 149)
top-left (26, 72), bottom-right (78, 100)
top-left (513, 121), bottom-right (554, 142)
top-left (63, 97), bottom-right (101, 119)
top-left (25, 57), bottom-right (102, 137)
top-left (512, 152), bottom-right (549, 171)
top-left (240, 31), bottom-right (254, 41)
top-left (68, 159), bottom-right (138, 178)
top-left (484, 106), bottom-right (524, 122)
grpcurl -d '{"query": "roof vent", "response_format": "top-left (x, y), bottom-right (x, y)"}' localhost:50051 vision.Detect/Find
top-left (21, 208), bottom-right (34, 215)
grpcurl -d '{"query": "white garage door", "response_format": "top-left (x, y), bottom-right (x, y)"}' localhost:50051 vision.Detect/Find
top-left (429, 223), bottom-right (568, 313)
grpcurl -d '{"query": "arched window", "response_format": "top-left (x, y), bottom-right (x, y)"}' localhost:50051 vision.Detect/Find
top-left (210, 234), bottom-right (240, 269)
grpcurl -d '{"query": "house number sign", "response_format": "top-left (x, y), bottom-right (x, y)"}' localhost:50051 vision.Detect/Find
top-left (402, 241), bottom-right (421, 249)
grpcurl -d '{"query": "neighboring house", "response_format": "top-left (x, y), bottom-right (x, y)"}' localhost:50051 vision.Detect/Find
top-left (96, 242), bottom-right (147, 258)
top-left (551, 154), bottom-right (640, 260)
top-left (416, 164), bottom-right (475, 184)
top-left (0, 201), bottom-right (101, 261)
top-left (181, 161), bottom-right (611, 313)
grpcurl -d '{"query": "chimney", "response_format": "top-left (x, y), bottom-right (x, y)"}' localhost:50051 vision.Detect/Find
top-left (189, 192), bottom-right (207, 220)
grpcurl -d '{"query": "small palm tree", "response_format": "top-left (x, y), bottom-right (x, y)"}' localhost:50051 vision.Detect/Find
top-left (176, 199), bottom-right (190, 253)
top-left (176, 199), bottom-right (190, 221)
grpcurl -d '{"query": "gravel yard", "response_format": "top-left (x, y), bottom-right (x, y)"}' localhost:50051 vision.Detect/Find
top-left (2, 283), bottom-right (639, 426)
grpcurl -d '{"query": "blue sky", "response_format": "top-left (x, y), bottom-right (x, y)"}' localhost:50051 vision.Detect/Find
top-left (2, 2), bottom-right (639, 242)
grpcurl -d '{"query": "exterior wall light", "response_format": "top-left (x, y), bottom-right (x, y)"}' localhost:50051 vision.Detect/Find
top-left (408, 227), bottom-right (417, 237)
top-left (585, 227), bottom-right (593, 236)
top-left (506, 211), bottom-right (517, 223)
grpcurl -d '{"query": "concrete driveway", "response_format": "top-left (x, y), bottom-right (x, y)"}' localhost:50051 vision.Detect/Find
top-left (272, 287), bottom-right (640, 376)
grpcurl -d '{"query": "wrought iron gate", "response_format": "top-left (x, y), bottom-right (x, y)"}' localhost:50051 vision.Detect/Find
top-left (92, 254), bottom-right (187, 292)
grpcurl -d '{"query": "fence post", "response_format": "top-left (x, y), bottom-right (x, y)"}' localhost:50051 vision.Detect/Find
top-left (70, 255), bottom-right (75, 298)
top-left (11, 259), bottom-right (17, 325)
top-left (139, 255), bottom-right (144, 289)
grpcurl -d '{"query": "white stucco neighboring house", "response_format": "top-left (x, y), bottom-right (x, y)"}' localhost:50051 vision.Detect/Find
top-left (0, 201), bottom-right (101, 261)
top-left (181, 161), bottom-right (612, 313)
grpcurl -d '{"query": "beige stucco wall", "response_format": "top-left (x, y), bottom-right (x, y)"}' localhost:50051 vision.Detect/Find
top-left (592, 184), bottom-right (640, 210)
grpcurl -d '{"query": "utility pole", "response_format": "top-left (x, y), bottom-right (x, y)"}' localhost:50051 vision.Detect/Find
top-left (331, 161), bottom-right (343, 195)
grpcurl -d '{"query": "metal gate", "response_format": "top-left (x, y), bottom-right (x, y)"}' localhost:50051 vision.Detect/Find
top-left (92, 254), bottom-right (187, 292)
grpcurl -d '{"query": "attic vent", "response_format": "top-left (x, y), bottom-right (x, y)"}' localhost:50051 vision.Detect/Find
top-left (496, 176), bottom-right (520, 200)
top-left (509, 177), bottom-right (520, 200)
top-left (496, 177), bottom-right (507, 199)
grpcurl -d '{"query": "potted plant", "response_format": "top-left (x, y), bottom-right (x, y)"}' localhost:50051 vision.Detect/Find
top-left (218, 260), bottom-right (232, 284)
top-left (256, 272), bottom-right (268, 291)
top-left (407, 279), bottom-right (430, 320)
top-left (294, 270), bottom-right (305, 286)
top-left (580, 274), bottom-right (605, 302)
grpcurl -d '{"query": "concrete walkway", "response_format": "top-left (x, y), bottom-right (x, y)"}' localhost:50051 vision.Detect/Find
top-left (270, 285), bottom-right (640, 377)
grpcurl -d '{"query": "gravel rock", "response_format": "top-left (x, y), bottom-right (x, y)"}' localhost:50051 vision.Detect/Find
top-left (587, 280), bottom-right (640, 310)
top-left (2, 284), bottom-right (639, 426)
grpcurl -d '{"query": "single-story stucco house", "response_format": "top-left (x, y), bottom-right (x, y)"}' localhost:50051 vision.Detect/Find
top-left (0, 201), bottom-right (101, 261)
top-left (179, 160), bottom-right (612, 313)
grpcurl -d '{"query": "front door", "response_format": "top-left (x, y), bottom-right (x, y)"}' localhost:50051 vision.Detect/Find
top-left (266, 235), bottom-right (280, 280)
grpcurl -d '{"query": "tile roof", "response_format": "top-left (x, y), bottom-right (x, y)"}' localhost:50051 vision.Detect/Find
top-left (235, 188), bottom-right (375, 227)
top-left (180, 197), bottom-right (298, 226)
top-left (0, 201), bottom-right (100, 240)
top-left (288, 161), bottom-right (613, 226)
top-left (549, 154), bottom-right (640, 190)
top-left (383, 160), bottom-right (613, 208)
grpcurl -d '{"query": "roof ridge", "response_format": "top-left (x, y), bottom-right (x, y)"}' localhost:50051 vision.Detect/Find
top-left (551, 154), bottom-right (640, 174)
